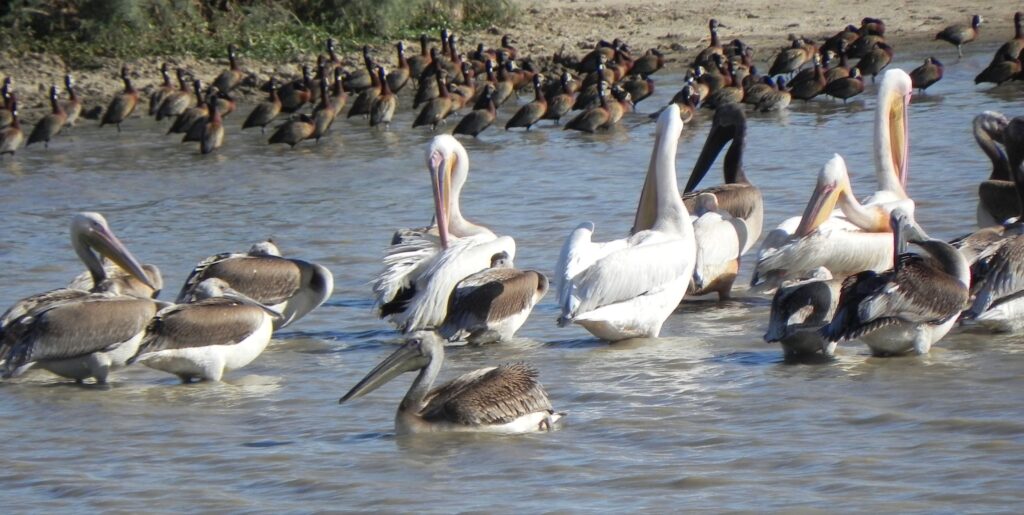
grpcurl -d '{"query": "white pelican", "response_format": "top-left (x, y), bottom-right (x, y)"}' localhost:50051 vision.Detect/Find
top-left (0, 212), bottom-right (159, 383)
top-left (972, 111), bottom-right (1016, 227)
top-left (132, 278), bottom-right (281, 382)
top-left (339, 331), bottom-right (563, 434)
top-left (556, 104), bottom-right (695, 341)
top-left (690, 192), bottom-right (746, 299)
top-left (821, 208), bottom-right (969, 356)
top-left (681, 103), bottom-right (761, 257)
top-left (176, 239), bottom-right (333, 329)
top-left (752, 69), bottom-right (915, 291)
top-left (439, 251), bottom-right (548, 344)
top-left (373, 135), bottom-right (515, 334)
top-left (764, 267), bottom-right (842, 357)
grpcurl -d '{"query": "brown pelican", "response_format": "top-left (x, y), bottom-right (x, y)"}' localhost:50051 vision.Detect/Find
top-left (973, 112), bottom-right (1016, 227)
top-left (176, 239), bottom-right (333, 330)
top-left (439, 251), bottom-right (548, 344)
top-left (340, 331), bottom-right (563, 434)
top-left (752, 70), bottom-right (914, 291)
top-left (373, 135), bottom-right (515, 334)
top-left (0, 213), bottom-right (158, 383)
top-left (822, 208), bottom-right (969, 356)
top-left (132, 278), bottom-right (280, 382)
top-left (555, 105), bottom-right (695, 341)
top-left (682, 103), bottom-right (762, 258)
top-left (690, 192), bottom-right (746, 299)
top-left (764, 267), bottom-right (842, 357)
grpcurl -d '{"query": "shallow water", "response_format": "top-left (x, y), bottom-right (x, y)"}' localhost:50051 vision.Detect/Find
top-left (2, 47), bottom-right (1023, 511)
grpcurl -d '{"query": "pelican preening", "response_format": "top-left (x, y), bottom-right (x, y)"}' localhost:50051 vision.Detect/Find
top-left (0, 212), bottom-right (159, 383)
top-left (176, 239), bottom-right (333, 330)
top-left (764, 267), bottom-right (841, 357)
top-left (132, 278), bottom-right (280, 382)
top-left (373, 135), bottom-right (539, 343)
top-left (752, 69), bottom-right (914, 292)
top-left (556, 105), bottom-right (695, 341)
top-left (822, 208), bottom-right (969, 356)
top-left (340, 331), bottom-right (563, 434)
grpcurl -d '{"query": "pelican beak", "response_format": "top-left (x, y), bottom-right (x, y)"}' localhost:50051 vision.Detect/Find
top-left (339, 339), bottom-right (429, 403)
top-left (89, 226), bottom-right (156, 290)
top-left (888, 90), bottom-right (910, 190)
top-left (794, 157), bottom-right (847, 237)
top-left (429, 148), bottom-right (453, 249)
top-left (221, 287), bottom-right (282, 320)
top-left (685, 110), bottom-right (735, 193)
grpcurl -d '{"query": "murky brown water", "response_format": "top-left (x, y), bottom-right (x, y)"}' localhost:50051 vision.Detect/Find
top-left (1, 47), bottom-right (1023, 511)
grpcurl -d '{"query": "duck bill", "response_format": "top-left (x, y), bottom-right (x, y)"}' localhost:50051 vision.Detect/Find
top-left (685, 115), bottom-right (733, 193)
top-left (429, 147), bottom-right (452, 249)
top-left (888, 91), bottom-right (910, 191)
top-left (339, 341), bottom-right (427, 403)
top-left (221, 287), bottom-right (282, 320)
top-left (90, 226), bottom-right (156, 290)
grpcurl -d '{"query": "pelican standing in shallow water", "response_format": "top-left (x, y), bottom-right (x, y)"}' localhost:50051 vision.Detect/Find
top-left (555, 105), bottom-right (695, 341)
top-left (176, 239), bottom-right (333, 329)
top-left (752, 69), bottom-right (915, 291)
top-left (690, 192), bottom-right (746, 299)
top-left (340, 331), bottom-right (563, 434)
top-left (821, 209), bottom-right (969, 356)
top-left (132, 278), bottom-right (280, 382)
top-left (373, 135), bottom-right (516, 335)
top-left (0, 212), bottom-right (159, 383)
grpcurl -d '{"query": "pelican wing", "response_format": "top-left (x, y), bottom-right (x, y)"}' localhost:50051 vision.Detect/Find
top-left (176, 252), bottom-right (242, 302)
top-left (179, 256), bottom-right (304, 305)
top-left (858, 255), bottom-right (968, 324)
top-left (440, 269), bottom-right (545, 339)
top-left (136, 299), bottom-right (267, 355)
top-left (555, 222), bottom-right (628, 315)
top-left (421, 362), bottom-right (553, 426)
top-left (970, 235), bottom-right (1024, 314)
top-left (68, 263), bottom-right (163, 299)
top-left (692, 212), bottom-right (746, 290)
top-left (0, 288), bottom-right (92, 329)
top-left (1, 297), bottom-right (156, 374)
top-left (684, 183), bottom-right (761, 222)
top-left (572, 234), bottom-right (691, 316)
top-left (372, 233), bottom-right (440, 309)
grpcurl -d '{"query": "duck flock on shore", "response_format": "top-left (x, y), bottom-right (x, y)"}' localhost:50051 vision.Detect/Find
top-left (1, 12), bottom-right (1024, 435)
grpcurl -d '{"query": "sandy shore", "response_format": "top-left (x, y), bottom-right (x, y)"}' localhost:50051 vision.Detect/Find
top-left (0, 1), bottom-right (1012, 120)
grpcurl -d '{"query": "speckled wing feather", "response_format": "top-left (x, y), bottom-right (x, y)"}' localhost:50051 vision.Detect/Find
top-left (821, 270), bottom-right (895, 342)
top-left (971, 236), bottom-right (1024, 315)
top-left (683, 184), bottom-right (760, 222)
top-left (176, 252), bottom-right (240, 302)
top-left (440, 269), bottom-right (543, 339)
top-left (421, 363), bottom-right (553, 426)
top-left (178, 256), bottom-right (303, 305)
top-left (135, 299), bottom-right (265, 355)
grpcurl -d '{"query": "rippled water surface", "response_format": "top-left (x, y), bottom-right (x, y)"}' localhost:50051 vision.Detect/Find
top-left (2, 48), bottom-right (1023, 512)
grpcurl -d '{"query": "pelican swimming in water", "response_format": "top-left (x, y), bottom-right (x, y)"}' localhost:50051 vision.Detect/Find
top-left (764, 267), bottom-right (842, 357)
top-left (340, 331), bottom-right (563, 434)
top-left (132, 278), bottom-right (280, 382)
top-left (681, 103), bottom-right (761, 257)
top-left (373, 135), bottom-right (516, 334)
top-left (0, 212), bottom-right (159, 383)
top-left (972, 111), bottom-right (1017, 228)
top-left (176, 239), bottom-right (333, 329)
top-left (752, 69), bottom-right (915, 292)
top-left (690, 192), bottom-right (746, 299)
top-left (439, 251), bottom-right (548, 344)
top-left (555, 105), bottom-right (696, 341)
top-left (821, 208), bottom-right (969, 356)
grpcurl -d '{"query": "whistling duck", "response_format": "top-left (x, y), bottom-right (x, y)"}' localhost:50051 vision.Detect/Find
top-left (822, 25), bottom-right (860, 56)
top-left (0, 78), bottom-right (12, 129)
top-left (825, 68), bottom-right (865, 102)
top-left (387, 41), bottom-right (411, 93)
top-left (769, 38), bottom-right (815, 77)
top-left (60, 74), bottom-right (82, 127)
top-left (652, 83), bottom-right (700, 124)
top-left (413, 47), bottom-right (443, 108)
top-left (755, 78), bottom-right (790, 112)
top-left (604, 86), bottom-right (633, 127)
top-left (343, 46), bottom-right (376, 93)
top-left (975, 58), bottom-right (1021, 86)
top-left (324, 37), bottom-right (342, 71)
top-left (242, 79), bottom-right (281, 133)
top-left (744, 76), bottom-right (776, 106)
top-left (311, 78), bottom-right (336, 142)
top-left (348, 62), bottom-right (380, 119)
top-left (856, 41), bottom-right (894, 82)
top-left (308, 56), bottom-right (327, 105)
top-left (168, 80), bottom-right (207, 135)
top-left (825, 43), bottom-right (852, 82)
top-left (492, 59), bottom-right (516, 107)
top-left (414, 71), bottom-right (454, 130)
top-left (279, 65), bottom-right (313, 113)
top-left (579, 39), bottom-right (620, 73)
top-left (581, 55), bottom-right (615, 90)
top-left (500, 34), bottom-right (518, 60)
top-left (27, 85), bottom-right (66, 148)
top-left (213, 44), bottom-right (244, 92)
top-left (0, 96), bottom-right (24, 155)
top-left (542, 72), bottom-right (575, 124)
top-left (149, 63), bottom-right (174, 116)
top-left (909, 57), bottom-right (943, 93)
top-left (268, 114), bottom-right (315, 148)
top-left (100, 66), bottom-right (138, 132)
top-left (630, 49), bottom-right (664, 78)
top-left (155, 68), bottom-right (192, 121)
top-left (694, 19), bottom-right (727, 68)
top-left (369, 66), bottom-right (397, 129)
top-left (506, 75), bottom-right (547, 130)
top-left (198, 93), bottom-right (223, 154)
top-left (408, 34), bottom-right (432, 81)
top-left (847, 34), bottom-right (884, 59)
top-left (936, 15), bottom-right (983, 59)
top-left (789, 55), bottom-right (827, 101)
top-left (453, 84), bottom-right (497, 137)
top-left (989, 12), bottom-right (1024, 65)
top-left (621, 75), bottom-right (654, 108)
top-left (330, 67), bottom-right (348, 117)
top-left (564, 81), bottom-right (611, 133)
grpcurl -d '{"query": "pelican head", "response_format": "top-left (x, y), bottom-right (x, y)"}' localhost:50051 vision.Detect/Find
top-left (875, 69), bottom-right (913, 197)
top-left (685, 103), bottom-right (746, 193)
top-left (248, 239), bottom-right (281, 257)
top-left (794, 155), bottom-right (850, 237)
top-left (339, 331), bottom-right (441, 403)
top-left (426, 135), bottom-right (470, 249)
top-left (490, 251), bottom-right (512, 268)
top-left (888, 207), bottom-right (919, 256)
top-left (193, 278), bottom-right (282, 318)
top-left (70, 212), bottom-right (155, 290)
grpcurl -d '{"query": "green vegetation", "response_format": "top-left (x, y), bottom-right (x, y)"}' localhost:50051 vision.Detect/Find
top-left (0, 0), bottom-right (515, 65)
